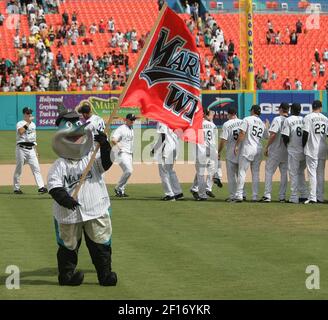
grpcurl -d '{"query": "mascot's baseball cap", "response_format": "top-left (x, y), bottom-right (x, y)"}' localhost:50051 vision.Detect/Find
top-left (126, 113), bottom-right (136, 121)
top-left (250, 105), bottom-right (261, 115)
top-left (23, 107), bottom-right (33, 114)
top-left (55, 103), bottom-right (80, 126)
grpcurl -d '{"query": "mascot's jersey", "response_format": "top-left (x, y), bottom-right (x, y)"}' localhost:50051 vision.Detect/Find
top-left (48, 152), bottom-right (110, 224)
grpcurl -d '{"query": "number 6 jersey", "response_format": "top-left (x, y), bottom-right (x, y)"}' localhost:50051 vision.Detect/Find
top-left (303, 112), bottom-right (328, 160)
top-left (281, 115), bottom-right (304, 160)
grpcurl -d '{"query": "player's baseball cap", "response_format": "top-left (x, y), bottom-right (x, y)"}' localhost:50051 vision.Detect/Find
top-left (250, 104), bottom-right (261, 115)
top-left (291, 103), bottom-right (301, 115)
top-left (279, 102), bottom-right (290, 112)
top-left (312, 100), bottom-right (322, 110)
top-left (126, 113), bottom-right (136, 121)
top-left (227, 108), bottom-right (237, 115)
top-left (22, 107), bottom-right (33, 114)
top-left (78, 103), bottom-right (91, 114)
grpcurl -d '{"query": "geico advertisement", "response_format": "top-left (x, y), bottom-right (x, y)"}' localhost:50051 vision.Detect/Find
top-left (258, 92), bottom-right (315, 121)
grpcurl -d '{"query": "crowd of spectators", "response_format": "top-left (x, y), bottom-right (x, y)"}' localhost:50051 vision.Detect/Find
top-left (1, 1), bottom-right (327, 92)
top-left (0, 0), bottom-right (149, 92)
top-left (182, 1), bottom-right (240, 90)
top-left (265, 19), bottom-right (302, 46)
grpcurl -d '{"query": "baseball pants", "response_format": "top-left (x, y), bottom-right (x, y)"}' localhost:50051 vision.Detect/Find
top-left (13, 146), bottom-right (45, 191)
top-left (191, 156), bottom-right (222, 197)
top-left (264, 157), bottom-right (288, 201)
top-left (54, 212), bottom-right (113, 285)
top-left (210, 158), bottom-right (223, 191)
top-left (158, 157), bottom-right (182, 197)
top-left (116, 152), bottom-right (133, 193)
top-left (235, 153), bottom-right (261, 201)
top-left (288, 154), bottom-right (308, 203)
top-left (226, 160), bottom-right (239, 200)
top-left (306, 155), bottom-right (326, 202)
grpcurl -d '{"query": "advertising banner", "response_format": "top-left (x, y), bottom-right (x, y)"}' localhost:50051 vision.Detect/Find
top-left (258, 91), bottom-right (315, 122)
top-left (36, 93), bottom-right (140, 128)
top-left (201, 93), bottom-right (239, 127)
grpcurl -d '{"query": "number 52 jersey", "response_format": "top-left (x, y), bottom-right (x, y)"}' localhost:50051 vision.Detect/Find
top-left (303, 112), bottom-right (328, 160)
top-left (238, 115), bottom-right (265, 161)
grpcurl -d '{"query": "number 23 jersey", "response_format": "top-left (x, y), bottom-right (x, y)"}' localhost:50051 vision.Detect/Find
top-left (239, 115), bottom-right (265, 161)
top-left (303, 112), bottom-right (328, 160)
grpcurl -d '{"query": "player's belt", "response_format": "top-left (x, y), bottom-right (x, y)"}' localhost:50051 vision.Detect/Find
top-left (18, 144), bottom-right (33, 150)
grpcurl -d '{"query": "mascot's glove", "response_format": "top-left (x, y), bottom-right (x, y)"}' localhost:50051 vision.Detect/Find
top-left (94, 130), bottom-right (109, 147)
top-left (94, 130), bottom-right (113, 171)
top-left (49, 188), bottom-right (81, 210)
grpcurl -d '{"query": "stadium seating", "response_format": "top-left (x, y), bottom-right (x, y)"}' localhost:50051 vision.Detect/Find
top-left (1, 0), bottom-right (328, 90)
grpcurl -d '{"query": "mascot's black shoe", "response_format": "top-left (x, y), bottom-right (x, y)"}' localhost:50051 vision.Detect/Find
top-left (58, 270), bottom-right (84, 286)
top-left (99, 271), bottom-right (118, 286)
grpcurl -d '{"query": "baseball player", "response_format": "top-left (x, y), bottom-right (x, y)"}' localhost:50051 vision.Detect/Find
top-left (302, 100), bottom-right (328, 204)
top-left (190, 108), bottom-right (222, 200)
top-left (78, 102), bottom-right (106, 138)
top-left (260, 102), bottom-right (289, 202)
top-left (13, 107), bottom-right (48, 194)
top-left (48, 105), bottom-right (117, 286)
top-left (111, 114), bottom-right (136, 197)
top-left (281, 103), bottom-right (308, 203)
top-left (218, 108), bottom-right (244, 202)
top-left (234, 105), bottom-right (265, 202)
top-left (151, 122), bottom-right (183, 201)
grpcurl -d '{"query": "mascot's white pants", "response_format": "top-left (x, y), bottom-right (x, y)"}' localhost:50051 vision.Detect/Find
top-left (55, 214), bottom-right (112, 250)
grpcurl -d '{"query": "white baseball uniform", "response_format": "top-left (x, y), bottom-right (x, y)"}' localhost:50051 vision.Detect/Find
top-left (191, 119), bottom-right (222, 198)
top-left (85, 114), bottom-right (106, 155)
top-left (48, 153), bottom-right (110, 224)
top-left (86, 114), bottom-right (106, 136)
top-left (156, 122), bottom-right (182, 197)
top-left (303, 112), bottom-right (328, 202)
top-left (13, 120), bottom-right (45, 191)
top-left (281, 115), bottom-right (308, 203)
top-left (235, 115), bottom-right (265, 201)
top-left (220, 117), bottom-right (244, 200)
top-left (263, 115), bottom-right (288, 201)
top-left (111, 123), bottom-right (134, 194)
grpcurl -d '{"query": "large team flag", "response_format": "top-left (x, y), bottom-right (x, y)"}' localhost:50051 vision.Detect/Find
top-left (119, 4), bottom-right (204, 143)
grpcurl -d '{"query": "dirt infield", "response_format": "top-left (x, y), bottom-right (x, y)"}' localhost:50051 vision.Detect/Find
top-left (1, 161), bottom-right (320, 186)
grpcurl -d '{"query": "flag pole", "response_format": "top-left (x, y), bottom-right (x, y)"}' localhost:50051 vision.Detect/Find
top-left (72, 3), bottom-right (168, 199)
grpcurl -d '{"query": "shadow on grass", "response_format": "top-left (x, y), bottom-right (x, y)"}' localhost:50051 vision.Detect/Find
top-left (0, 267), bottom-right (97, 286)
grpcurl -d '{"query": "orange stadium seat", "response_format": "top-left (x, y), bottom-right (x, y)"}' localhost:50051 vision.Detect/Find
top-left (0, 0), bottom-right (327, 89)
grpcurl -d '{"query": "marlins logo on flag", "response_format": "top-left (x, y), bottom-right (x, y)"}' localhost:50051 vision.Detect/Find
top-left (120, 5), bottom-right (204, 143)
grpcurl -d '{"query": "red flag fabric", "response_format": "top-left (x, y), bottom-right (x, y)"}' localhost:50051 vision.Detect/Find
top-left (120, 6), bottom-right (204, 143)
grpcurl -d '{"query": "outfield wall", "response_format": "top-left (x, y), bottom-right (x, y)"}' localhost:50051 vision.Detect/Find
top-left (0, 90), bottom-right (326, 130)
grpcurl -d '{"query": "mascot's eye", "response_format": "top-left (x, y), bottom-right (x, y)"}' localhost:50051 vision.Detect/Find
top-left (65, 122), bottom-right (73, 128)
top-left (76, 121), bottom-right (82, 126)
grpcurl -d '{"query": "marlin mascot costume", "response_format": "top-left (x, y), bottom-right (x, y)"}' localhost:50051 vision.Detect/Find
top-left (47, 104), bottom-right (117, 286)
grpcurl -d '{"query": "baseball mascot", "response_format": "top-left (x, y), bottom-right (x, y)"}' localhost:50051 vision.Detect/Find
top-left (47, 105), bottom-right (117, 286)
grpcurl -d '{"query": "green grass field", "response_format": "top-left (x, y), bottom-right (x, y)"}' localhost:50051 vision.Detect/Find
top-left (0, 183), bottom-right (328, 300)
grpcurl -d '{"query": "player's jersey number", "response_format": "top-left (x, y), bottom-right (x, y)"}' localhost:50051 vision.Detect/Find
top-left (314, 123), bottom-right (326, 135)
top-left (233, 129), bottom-right (239, 141)
top-left (251, 125), bottom-right (263, 138)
